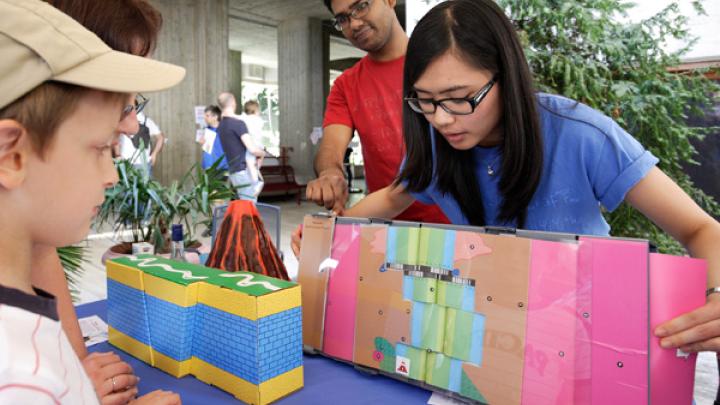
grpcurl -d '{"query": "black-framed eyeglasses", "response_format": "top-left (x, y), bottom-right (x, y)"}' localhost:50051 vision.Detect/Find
top-left (120, 93), bottom-right (149, 121)
top-left (332, 0), bottom-right (372, 31)
top-left (405, 74), bottom-right (499, 115)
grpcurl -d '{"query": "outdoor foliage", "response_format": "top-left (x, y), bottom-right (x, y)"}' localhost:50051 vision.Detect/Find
top-left (499, 0), bottom-right (720, 253)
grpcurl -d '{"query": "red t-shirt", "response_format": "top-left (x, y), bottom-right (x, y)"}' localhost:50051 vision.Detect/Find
top-left (323, 55), bottom-right (449, 224)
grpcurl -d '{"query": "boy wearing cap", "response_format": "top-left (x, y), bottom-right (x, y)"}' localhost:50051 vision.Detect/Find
top-left (0, 0), bottom-right (183, 403)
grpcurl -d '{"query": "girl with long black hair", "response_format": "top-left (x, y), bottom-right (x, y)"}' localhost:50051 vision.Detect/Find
top-left (337, 0), bottom-right (720, 353)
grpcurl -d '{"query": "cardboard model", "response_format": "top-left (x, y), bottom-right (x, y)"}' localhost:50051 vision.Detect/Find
top-left (106, 255), bottom-right (303, 405)
top-left (297, 215), bottom-right (706, 405)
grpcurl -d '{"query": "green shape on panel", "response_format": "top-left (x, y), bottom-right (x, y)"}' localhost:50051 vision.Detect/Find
top-left (437, 280), bottom-right (463, 309)
top-left (395, 227), bottom-right (410, 264)
top-left (406, 227), bottom-right (420, 265)
top-left (374, 337), bottom-right (396, 373)
top-left (460, 370), bottom-right (488, 403)
top-left (425, 352), bottom-right (451, 390)
top-left (444, 308), bottom-right (474, 361)
top-left (402, 345), bottom-right (428, 381)
top-left (421, 304), bottom-right (446, 352)
top-left (421, 228), bottom-right (446, 268)
top-left (412, 276), bottom-right (437, 303)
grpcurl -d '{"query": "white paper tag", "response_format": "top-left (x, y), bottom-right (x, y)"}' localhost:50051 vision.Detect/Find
top-left (427, 392), bottom-right (466, 405)
top-left (395, 355), bottom-right (410, 377)
top-left (79, 315), bottom-right (109, 347)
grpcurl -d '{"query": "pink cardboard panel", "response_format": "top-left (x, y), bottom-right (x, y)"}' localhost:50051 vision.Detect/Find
top-left (522, 240), bottom-right (581, 405)
top-left (323, 223), bottom-right (362, 361)
top-left (580, 237), bottom-right (649, 405)
top-left (649, 253), bottom-right (705, 405)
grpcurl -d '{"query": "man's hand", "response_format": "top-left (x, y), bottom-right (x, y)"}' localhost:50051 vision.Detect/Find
top-left (82, 352), bottom-right (139, 405)
top-left (306, 168), bottom-right (348, 214)
top-left (291, 224), bottom-right (303, 258)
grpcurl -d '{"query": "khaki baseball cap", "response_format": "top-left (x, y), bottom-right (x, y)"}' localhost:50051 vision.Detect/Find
top-left (0, 0), bottom-right (186, 110)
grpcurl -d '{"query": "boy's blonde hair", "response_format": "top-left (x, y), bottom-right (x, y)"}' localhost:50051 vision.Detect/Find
top-left (0, 82), bottom-right (126, 157)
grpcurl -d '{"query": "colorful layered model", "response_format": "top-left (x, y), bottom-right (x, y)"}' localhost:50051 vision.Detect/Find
top-left (297, 216), bottom-right (706, 405)
top-left (106, 255), bottom-right (303, 405)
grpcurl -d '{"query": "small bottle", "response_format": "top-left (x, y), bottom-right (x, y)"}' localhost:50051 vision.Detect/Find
top-left (170, 224), bottom-right (187, 262)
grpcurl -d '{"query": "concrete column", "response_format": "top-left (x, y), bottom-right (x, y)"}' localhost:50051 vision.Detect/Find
top-left (277, 17), bottom-right (327, 184)
top-left (146, 0), bottom-right (229, 185)
top-left (229, 50), bottom-right (243, 103)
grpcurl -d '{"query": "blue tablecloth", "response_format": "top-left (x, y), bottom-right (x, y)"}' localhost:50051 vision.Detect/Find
top-left (76, 300), bottom-right (432, 405)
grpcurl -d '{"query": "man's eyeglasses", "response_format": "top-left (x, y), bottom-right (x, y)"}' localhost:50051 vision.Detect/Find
top-left (332, 0), bottom-right (372, 31)
top-left (405, 74), bottom-right (499, 115)
top-left (120, 93), bottom-right (149, 121)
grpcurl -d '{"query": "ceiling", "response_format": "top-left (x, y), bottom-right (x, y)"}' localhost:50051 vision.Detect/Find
top-left (228, 0), bottom-right (406, 68)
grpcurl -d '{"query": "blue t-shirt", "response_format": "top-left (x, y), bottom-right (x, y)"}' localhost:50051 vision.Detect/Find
top-left (409, 93), bottom-right (659, 236)
top-left (201, 126), bottom-right (229, 170)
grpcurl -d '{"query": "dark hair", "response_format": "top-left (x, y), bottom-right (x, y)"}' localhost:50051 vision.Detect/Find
top-left (204, 105), bottom-right (221, 117)
top-left (323, 0), bottom-right (333, 13)
top-left (396, 0), bottom-right (543, 228)
top-left (45, 0), bottom-right (162, 57)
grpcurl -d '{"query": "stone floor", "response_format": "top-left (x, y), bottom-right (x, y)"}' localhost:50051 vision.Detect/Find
top-left (74, 187), bottom-right (718, 404)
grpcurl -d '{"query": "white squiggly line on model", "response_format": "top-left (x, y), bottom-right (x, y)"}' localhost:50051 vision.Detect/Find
top-left (218, 273), bottom-right (281, 291)
top-left (126, 256), bottom-right (209, 280)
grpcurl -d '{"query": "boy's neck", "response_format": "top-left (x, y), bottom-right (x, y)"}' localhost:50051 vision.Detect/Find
top-left (0, 230), bottom-right (34, 295)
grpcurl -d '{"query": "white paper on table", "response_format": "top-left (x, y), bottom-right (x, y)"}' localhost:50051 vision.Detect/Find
top-left (201, 128), bottom-right (216, 154)
top-left (427, 392), bottom-right (466, 405)
top-left (79, 315), bottom-right (109, 347)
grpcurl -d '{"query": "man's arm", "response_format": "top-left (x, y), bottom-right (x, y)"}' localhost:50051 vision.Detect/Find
top-left (149, 132), bottom-right (164, 166)
top-left (306, 124), bottom-right (353, 213)
top-left (241, 133), bottom-right (265, 158)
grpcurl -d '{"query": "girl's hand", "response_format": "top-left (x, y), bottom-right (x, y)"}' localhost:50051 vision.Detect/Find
top-left (654, 294), bottom-right (720, 352)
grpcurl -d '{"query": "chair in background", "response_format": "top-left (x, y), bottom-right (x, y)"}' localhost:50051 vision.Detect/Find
top-left (210, 202), bottom-right (283, 259)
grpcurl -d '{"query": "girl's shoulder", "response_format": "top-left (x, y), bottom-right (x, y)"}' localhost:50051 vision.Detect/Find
top-left (536, 93), bottom-right (628, 146)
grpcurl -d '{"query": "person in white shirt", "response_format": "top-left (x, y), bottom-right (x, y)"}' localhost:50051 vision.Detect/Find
top-left (239, 100), bottom-right (265, 197)
top-left (116, 109), bottom-right (166, 177)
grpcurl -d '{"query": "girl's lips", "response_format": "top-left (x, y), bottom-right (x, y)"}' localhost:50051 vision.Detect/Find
top-left (443, 132), bottom-right (466, 142)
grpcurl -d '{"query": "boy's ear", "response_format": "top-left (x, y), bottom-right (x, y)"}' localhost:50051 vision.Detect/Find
top-left (0, 119), bottom-right (29, 190)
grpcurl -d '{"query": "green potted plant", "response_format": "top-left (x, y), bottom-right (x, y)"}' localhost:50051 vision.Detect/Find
top-left (97, 155), bottom-right (234, 261)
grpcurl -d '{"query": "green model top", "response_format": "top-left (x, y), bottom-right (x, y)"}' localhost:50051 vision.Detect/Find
top-left (110, 255), bottom-right (296, 296)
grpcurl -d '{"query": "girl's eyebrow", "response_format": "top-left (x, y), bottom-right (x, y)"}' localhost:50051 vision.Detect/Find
top-left (413, 84), bottom-right (471, 95)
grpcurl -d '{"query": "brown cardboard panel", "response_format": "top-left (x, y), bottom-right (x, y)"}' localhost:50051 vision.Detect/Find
top-left (454, 233), bottom-right (531, 405)
top-left (354, 225), bottom-right (412, 369)
top-left (297, 215), bottom-right (334, 350)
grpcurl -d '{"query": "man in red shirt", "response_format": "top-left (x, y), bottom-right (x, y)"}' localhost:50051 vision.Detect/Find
top-left (307, 0), bottom-right (448, 224)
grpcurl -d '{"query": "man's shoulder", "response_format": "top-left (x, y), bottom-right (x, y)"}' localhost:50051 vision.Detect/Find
top-left (333, 55), bottom-right (373, 84)
top-left (219, 116), bottom-right (247, 130)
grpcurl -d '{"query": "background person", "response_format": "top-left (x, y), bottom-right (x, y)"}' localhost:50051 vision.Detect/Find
top-left (239, 100), bottom-right (265, 197)
top-left (216, 92), bottom-right (265, 201)
top-left (198, 104), bottom-right (228, 171)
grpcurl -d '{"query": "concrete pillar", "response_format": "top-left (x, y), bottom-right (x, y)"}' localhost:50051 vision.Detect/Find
top-left (146, 0), bottom-right (229, 185)
top-left (277, 17), bottom-right (327, 184)
top-left (229, 50), bottom-right (243, 102)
